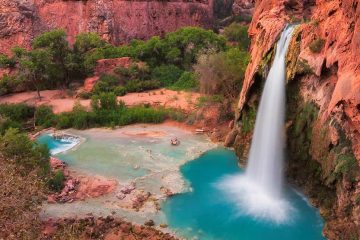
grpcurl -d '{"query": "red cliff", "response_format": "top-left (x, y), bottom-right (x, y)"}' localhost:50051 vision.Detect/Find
top-left (0, 0), bottom-right (215, 54)
top-left (233, 0), bottom-right (360, 239)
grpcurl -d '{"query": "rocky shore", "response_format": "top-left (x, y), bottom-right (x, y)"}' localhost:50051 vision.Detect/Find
top-left (41, 216), bottom-right (177, 240)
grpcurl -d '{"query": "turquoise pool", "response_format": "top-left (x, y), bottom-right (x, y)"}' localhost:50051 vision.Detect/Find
top-left (38, 128), bottom-right (325, 240)
top-left (162, 148), bottom-right (325, 240)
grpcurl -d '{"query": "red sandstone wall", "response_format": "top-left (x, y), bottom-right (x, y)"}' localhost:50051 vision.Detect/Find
top-left (0, 0), bottom-right (214, 54)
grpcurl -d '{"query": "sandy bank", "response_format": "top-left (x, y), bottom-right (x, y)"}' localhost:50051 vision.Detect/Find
top-left (0, 89), bottom-right (200, 113)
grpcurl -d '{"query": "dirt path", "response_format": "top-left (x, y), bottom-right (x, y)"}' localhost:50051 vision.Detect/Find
top-left (0, 89), bottom-right (201, 113)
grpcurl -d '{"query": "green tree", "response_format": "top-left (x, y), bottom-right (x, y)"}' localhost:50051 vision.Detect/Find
top-left (162, 27), bottom-right (227, 68)
top-left (151, 65), bottom-right (183, 86)
top-left (223, 23), bottom-right (250, 51)
top-left (18, 49), bottom-right (53, 99)
top-left (32, 29), bottom-right (73, 87)
top-left (74, 32), bottom-right (107, 76)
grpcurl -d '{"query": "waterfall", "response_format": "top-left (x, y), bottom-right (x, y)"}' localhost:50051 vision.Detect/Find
top-left (217, 25), bottom-right (296, 224)
top-left (246, 25), bottom-right (295, 198)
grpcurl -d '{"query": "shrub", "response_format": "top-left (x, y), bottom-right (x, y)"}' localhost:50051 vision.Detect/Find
top-left (125, 80), bottom-right (161, 93)
top-left (0, 117), bottom-right (22, 135)
top-left (194, 48), bottom-right (249, 99)
top-left (35, 105), bottom-right (56, 128)
top-left (309, 38), bottom-right (325, 53)
top-left (166, 108), bottom-right (187, 122)
top-left (47, 170), bottom-right (65, 192)
top-left (71, 101), bottom-right (93, 129)
top-left (223, 23), bottom-right (250, 50)
top-left (93, 74), bottom-right (119, 94)
top-left (0, 103), bottom-right (35, 122)
top-left (114, 86), bottom-right (127, 96)
top-left (241, 106), bottom-right (257, 133)
top-left (170, 71), bottom-right (198, 91)
top-left (0, 54), bottom-right (16, 68)
top-left (56, 113), bottom-right (72, 129)
top-left (78, 91), bottom-right (93, 99)
top-left (196, 95), bottom-right (224, 107)
top-left (91, 92), bottom-right (118, 111)
top-left (151, 65), bottom-right (183, 86)
top-left (0, 75), bottom-right (20, 96)
top-left (334, 154), bottom-right (357, 177)
top-left (0, 128), bottom-right (50, 173)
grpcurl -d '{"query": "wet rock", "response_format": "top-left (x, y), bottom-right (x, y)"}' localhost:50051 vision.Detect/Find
top-left (144, 219), bottom-right (155, 227)
top-left (224, 128), bottom-right (239, 147)
top-left (116, 192), bottom-right (126, 200)
top-left (120, 182), bottom-right (136, 194)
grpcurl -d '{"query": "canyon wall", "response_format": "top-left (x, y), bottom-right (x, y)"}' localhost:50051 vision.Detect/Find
top-left (230, 0), bottom-right (360, 239)
top-left (0, 0), bottom-right (215, 54)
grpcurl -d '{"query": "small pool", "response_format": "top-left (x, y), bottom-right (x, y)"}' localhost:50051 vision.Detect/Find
top-left (37, 133), bottom-right (81, 155)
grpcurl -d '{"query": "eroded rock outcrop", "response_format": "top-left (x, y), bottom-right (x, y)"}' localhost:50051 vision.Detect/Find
top-left (232, 0), bottom-right (255, 18)
top-left (232, 0), bottom-right (360, 239)
top-left (0, 0), bottom-right (215, 54)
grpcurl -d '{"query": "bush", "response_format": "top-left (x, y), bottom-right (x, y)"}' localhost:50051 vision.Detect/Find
top-left (0, 103), bottom-right (35, 122)
top-left (56, 113), bottom-right (72, 129)
top-left (334, 154), bottom-right (357, 177)
top-left (309, 38), bottom-right (325, 53)
top-left (223, 23), bottom-right (250, 50)
top-left (114, 86), bottom-right (127, 96)
top-left (78, 91), bottom-right (93, 99)
top-left (194, 48), bottom-right (249, 99)
top-left (170, 71), bottom-right (198, 91)
top-left (35, 105), bottom-right (56, 128)
top-left (91, 92), bottom-right (118, 111)
top-left (0, 128), bottom-right (50, 173)
top-left (0, 75), bottom-right (20, 96)
top-left (151, 65), bottom-right (183, 86)
top-left (47, 170), bottom-right (65, 192)
top-left (0, 117), bottom-right (22, 135)
top-left (125, 80), bottom-right (161, 93)
top-left (93, 74), bottom-right (120, 94)
top-left (0, 54), bottom-right (16, 68)
top-left (166, 108), bottom-right (187, 122)
top-left (71, 102), bottom-right (93, 129)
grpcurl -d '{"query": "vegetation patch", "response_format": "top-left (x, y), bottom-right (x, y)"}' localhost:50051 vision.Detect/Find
top-left (309, 38), bottom-right (325, 53)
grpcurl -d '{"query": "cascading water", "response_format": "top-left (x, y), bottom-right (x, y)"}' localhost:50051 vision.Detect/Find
top-left (218, 25), bottom-right (296, 224)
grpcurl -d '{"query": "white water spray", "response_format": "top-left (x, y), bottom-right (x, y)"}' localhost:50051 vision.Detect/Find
top-left (218, 25), bottom-right (296, 223)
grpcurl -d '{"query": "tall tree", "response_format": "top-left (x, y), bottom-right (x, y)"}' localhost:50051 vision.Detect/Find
top-left (18, 49), bottom-right (53, 99)
top-left (32, 29), bottom-right (72, 87)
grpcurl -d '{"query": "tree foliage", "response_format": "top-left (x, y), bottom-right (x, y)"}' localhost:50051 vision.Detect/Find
top-left (194, 47), bottom-right (250, 99)
top-left (223, 23), bottom-right (250, 51)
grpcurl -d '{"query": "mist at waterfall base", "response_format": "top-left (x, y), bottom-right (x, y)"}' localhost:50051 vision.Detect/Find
top-left (163, 149), bottom-right (325, 240)
top-left (217, 25), bottom-right (296, 224)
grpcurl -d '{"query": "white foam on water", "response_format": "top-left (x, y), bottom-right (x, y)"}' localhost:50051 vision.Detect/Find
top-left (49, 134), bottom-right (81, 155)
top-left (217, 175), bottom-right (294, 224)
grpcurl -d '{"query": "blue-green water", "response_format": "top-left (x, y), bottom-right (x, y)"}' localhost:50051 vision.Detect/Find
top-left (38, 131), bottom-right (325, 240)
top-left (162, 148), bottom-right (325, 240)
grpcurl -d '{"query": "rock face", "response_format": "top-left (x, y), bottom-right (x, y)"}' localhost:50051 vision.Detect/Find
top-left (232, 0), bottom-right (255, 18)
top-left (0, 0), bottom-right (215, 54)
top-left (232, 0), bottom-right (360, 239)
